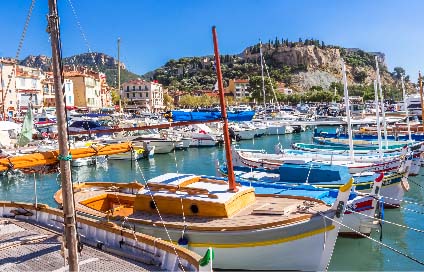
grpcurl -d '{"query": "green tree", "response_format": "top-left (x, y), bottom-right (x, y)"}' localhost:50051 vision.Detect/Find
top-left (111, 88), bottom-right (120, 105)
top-left (392, 67), bottom-right (405, 80)
top-left (248, 76), bottom-right (277, 103)
top-left (163, 93), bottom-right (174, 110)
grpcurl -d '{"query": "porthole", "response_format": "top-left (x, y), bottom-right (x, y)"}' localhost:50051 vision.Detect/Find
top-left (190, 204), bottom-right (199, 214)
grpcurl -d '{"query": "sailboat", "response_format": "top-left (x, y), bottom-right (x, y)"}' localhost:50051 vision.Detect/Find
top-left (54, 27), bottom-right (353, 271)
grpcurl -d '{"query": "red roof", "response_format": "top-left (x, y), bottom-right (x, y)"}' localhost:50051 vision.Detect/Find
top-left (234, 79), bottom-right (249, 83)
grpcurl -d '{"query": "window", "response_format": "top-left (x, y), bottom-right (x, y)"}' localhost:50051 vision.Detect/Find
top-left (9, 101), bottom-right (12, 105)
top-left (126, 86), bottom-right (129, 91)
top-left (132, 93), bottom-right (135, 98)
top-left (68, 96), bottom-right (72, 104)
top-left (139, 93), bottom-right (142, 98)
top-left (146, 92), bottom-right (148, 98)
top-left (139, 86), bottom-right (142, 91)
top-left (132, 86), bottom-right (135, 91)
top-left (126, 93), bottom-right (129, 98)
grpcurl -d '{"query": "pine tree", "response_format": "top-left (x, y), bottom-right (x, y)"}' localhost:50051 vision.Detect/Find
top-left (298, 38), bottom-right (303, 43)
top-left (275, 37), bottom-right (279, 47)
top-left (321, 41), bottom-right (325, 48)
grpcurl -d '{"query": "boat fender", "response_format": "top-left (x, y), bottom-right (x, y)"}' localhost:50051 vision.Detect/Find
top-left (401, 177), bottom-right (410, 192)
top-left (336, 201), bottom-right (344, 218)
top-left (96, 241), bottom-right (104, 250)
top-left (77, 241), bottom-right (83, 253)
top-left (178, 236), bottom-right (189, 249)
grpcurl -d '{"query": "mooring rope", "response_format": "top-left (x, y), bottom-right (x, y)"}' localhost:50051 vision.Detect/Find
top-left (133, 160), bottom-right (186, 272)
top-left (346, 208), bottom-right (424, 234)
top-left (311, 208), bottom-right (424, 266)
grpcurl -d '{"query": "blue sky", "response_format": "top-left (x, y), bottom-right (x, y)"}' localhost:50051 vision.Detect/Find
top-left (1, 0), bottom-right (423, 81)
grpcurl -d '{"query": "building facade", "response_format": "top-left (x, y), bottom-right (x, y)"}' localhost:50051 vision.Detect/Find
top-left (65, 69), bottom-right (102, 109)
top-left (0, 59), bottom-right (17, 118)
top-left (43, 72), bottom-right (75, 108)
top-left (121, 79), bottom-right (164, 112)
top-left (227, 79), bottom-right (250, 99)
top-left (15, 65), bottom-right (45, 113)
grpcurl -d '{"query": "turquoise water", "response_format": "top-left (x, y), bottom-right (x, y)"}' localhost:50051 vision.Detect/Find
top-left (0, 130), bottom-right (423, 270)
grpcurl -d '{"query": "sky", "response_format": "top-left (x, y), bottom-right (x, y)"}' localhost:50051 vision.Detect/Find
top-left (0, 0), bottom-right (423, 81)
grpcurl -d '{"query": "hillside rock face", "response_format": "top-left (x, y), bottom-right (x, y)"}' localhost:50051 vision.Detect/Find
top-left (246, 45), bottom-right (341, 72)
top-left (19, 53), bottom-right (126, 72)
top-left (244, 44), bottom-right (395, 91)
top-left (20, 55), bottom-right (52, 70)
top-left (64, 52), bottom-right (126, 70)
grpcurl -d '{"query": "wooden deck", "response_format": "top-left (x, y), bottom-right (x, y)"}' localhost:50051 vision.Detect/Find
top-left (71, 187), bottom-right (331, 232)
top-left (0, 218), bottom-right (158, 271)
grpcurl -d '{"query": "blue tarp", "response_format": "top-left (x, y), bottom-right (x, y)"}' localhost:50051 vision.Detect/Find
top-left (168, 110), bottom-right (255, 122)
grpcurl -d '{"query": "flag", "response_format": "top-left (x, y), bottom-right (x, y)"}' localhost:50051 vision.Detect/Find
top-left (214, 81), bottom-right (219, 92)
top-left (17, 105), bottom-right (34, 147)
top-left (199, 247), bottom-right (214, 267)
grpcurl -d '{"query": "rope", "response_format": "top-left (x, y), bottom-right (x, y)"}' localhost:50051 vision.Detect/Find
top-left (305, 162), bottom-right (313, 184)
top-left (346, 208), bottom-right (424, 234)
top-left (311, 208), bottom-right (424, 266)
top-left (375, 195), bottom-right (424, 207)
top-left (58, 154), bottom-right (72, 161)
top-left (134, 160), bottom-right (186, 272)
top-left (66, 0), bottom-right (102, 75)
top-left (2, 0), bottom-right (36, 110)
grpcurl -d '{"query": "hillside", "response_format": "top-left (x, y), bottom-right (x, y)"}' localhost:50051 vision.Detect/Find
top-left (145, 38), bottom-right (414, 100)
top-left (19, 53), bottom-right (142, 87)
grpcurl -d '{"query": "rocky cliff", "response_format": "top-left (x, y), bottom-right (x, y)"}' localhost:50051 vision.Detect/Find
top-left (18, 52), bottom-right (140, 87)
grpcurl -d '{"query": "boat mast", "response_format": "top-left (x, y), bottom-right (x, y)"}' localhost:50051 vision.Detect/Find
top-left (373, 80), bottom-right (383, 158)
top-left (342, 61), bottom-right (354, 162)
top-left (0, 58), bottom-right (4, 120)
top-left (419, 71), bottom-right (424, 132)
top-left (375, 56), bottom-right (388, 149)
top-left (259, 40), bottom-right (266, 108)
top-left (118, 38), bottom-right (122, 113)
top-left (212, 26), bottom-right (237, 191)
top-left (47, 0), bottom-right (79, 271)
top-left (401, 76), bottom-right (412, 142)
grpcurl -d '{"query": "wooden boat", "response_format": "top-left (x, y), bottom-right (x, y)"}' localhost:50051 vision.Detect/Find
top-left (231, 149), bottom-right (411, 208)
top-left (0, 201), bottom-right (203, 271)
top-left (214, 162), bottom-right (383, 237)
top-left (234, 146), bottom-right (410, 174)
top-left (54, 173), bottom-right (353, 270)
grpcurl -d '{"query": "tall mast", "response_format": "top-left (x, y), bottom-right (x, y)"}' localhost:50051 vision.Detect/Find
top-left (419, 71), bottom-right (424, 132)
top-left (118, 38), bottom-right (122, 113)
top-left (401, 76), bottom-right (412, 142)
top-left (373, 80), bottom-right (383, 158)
top-left (0, 58), bottom-right (4, 120)
top-left (47, 0), bottom-right (79, 271)
top-left (375, 56), bottom-right (388, 149)
top-left (342, 61), bottom-right (354, 162)
top-left (212, 26), bottom-right (237, 192)
top-left (259, 40), bottom-right (266, 108)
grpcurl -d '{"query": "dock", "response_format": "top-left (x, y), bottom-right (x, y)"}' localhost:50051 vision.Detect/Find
top-left (0, 218), bottom-right (156, 271)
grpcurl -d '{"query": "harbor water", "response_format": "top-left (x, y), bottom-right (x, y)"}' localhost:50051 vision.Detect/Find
top-left (1, 130), bottom-right (423, 270)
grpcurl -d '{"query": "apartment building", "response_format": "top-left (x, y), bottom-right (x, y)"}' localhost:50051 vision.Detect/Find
top-left (121, 79), bottom-right (164, 112)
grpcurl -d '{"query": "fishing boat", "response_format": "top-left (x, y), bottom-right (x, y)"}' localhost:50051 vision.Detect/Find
top-left (53, 27), bottom-right (354, 271)
top-left (233, 146), bottom-right (411, 174)
top-left (55, 172), bottom-right (353, 270)
top-left (215, 161), bottom-right (384, 237)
